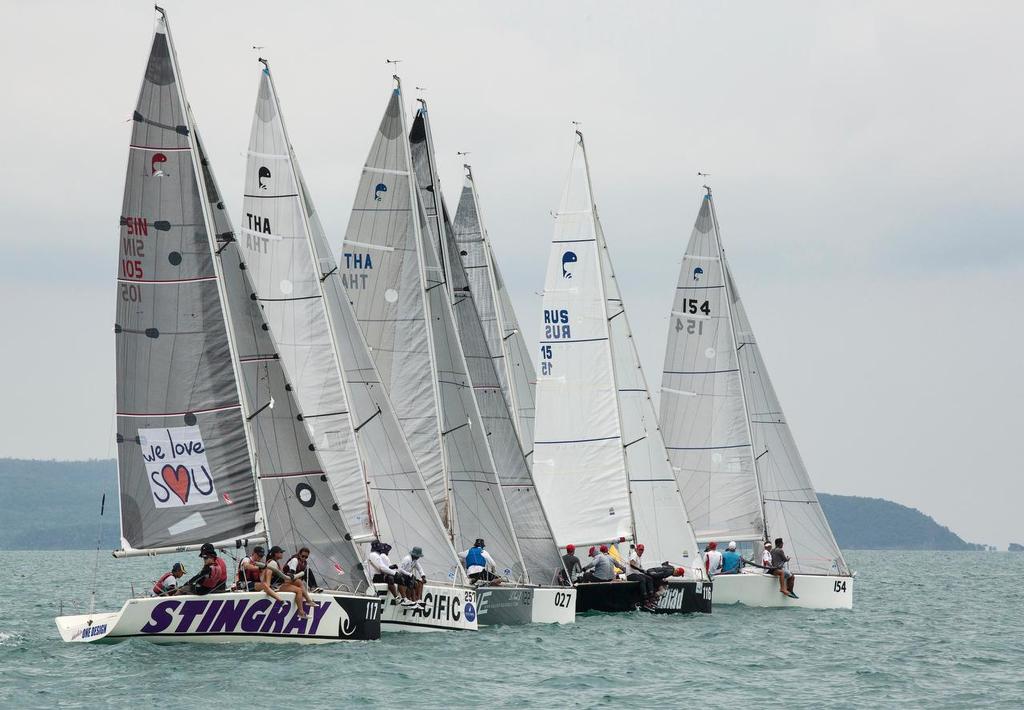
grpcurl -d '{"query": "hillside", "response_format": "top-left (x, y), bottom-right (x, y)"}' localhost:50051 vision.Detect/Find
top-left (0, 458), bottom-right (984, 551)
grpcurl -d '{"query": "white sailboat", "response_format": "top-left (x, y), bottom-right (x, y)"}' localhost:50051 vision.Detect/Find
top-left (409, 105), bottom-right (575, 624)
top-left (452, 165), bottom-right (537, 468)
top-left (660, 189), bottom-right (853, 609)
top-left (533, 131), bottom-right (711, 614)
top-left (56, 8), bottom-right (381, 643)
top-left (241, 62), bottom-right (477, 631)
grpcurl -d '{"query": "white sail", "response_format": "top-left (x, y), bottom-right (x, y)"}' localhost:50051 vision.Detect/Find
top-left (659, 194), bottom-right (763, 543)
top-left (533, 134), bottom-right (632, 547)
top-left (595, 213), bottom-right (700, 566)
top-left (452, 167), bottom-right (537, 465)
top-left (243, 65), bottom-right (464, 582)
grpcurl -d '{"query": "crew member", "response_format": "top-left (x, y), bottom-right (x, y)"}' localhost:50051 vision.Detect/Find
top-left (703, 541), bottom-right (723, 577)
top-left (236, 546), bottom-right (265, 591)
top-left (460, 538), bottom-right (502, 585)
top-left (367, 540), bottom-right (412, 605)
top-left (180, 543), bottom-right (227, 596)
top-left (284, 547), bottom-right (319, 592)
top-left (559, 544), bottom-right (582, 585)
top-left (580, 545), bottom-right (617, 582)
top-left (626, 543), bottom-right (656, 609)
top-left (266, 545), bottom-right (316, 616)
top-left (770, 537), bottom-right (798, 598)
top-left (397, 546), bottom-right (427, 607)
top-left (152, 562), bottom-right (185, 596)
top-left (720, 541), bottom-right (743, 574)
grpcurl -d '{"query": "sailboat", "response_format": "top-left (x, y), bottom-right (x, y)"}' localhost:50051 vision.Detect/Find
top-left (241, 61), bottom-right (477, 631)
top-left (452, 165), bottom-right (537, 467)
top-left (408, 104), bottom-right (575, 624)
top-left (660, 188), bottom-right (853, 609)
top-left (56, 8), bottom-right (380, 643)
top-left (533, 131), bottom-right (711, 614)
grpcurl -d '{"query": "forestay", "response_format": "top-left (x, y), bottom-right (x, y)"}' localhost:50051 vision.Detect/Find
top-left (595, 213), bottom-right (700, 567)
top-left (533, 134), bottom-right (633, 547)
top-left (659, 195), bottom-right (763, 543)
top-left (412, 112), bottom-right (561, 586)
top-left (407, 106), bottom-right (526, 580)
top-left (114, 20), bottom-right (261, 552)
top-left (453, 167), bottom-right (537, 465)
top-left (244, 66), bottom-right (463, 583)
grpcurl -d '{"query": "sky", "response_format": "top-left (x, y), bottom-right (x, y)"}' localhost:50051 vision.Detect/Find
top-left (2, 1), bottom-right (1021, 547)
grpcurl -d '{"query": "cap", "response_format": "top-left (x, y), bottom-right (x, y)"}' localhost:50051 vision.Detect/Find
top-left (565, 544), bottom-right (575, 553)
top-left (410, 546), bottom-right (424, 558)
top-left (707, 541), bottom-right (718, 550)
top-left (253, 545), bottom-right (265, 555)
top-left (588, 546), bottom-right (597, 557)
top-left (474, 538), bottom-right (485, 547)
top-left (727, 541), bottom-right (736, 550)
top-left (172, 562), bottom-right (185, 574)
top-left (199, 542), bottom-right (216, 558)
top-left (674, 567), bottom-right (685, 576)
top-left (599, 544), bottom-right (609, 553)
top-left (635, 543), bottom-right (645, 553)
top-left (370, 540), bottom-right (383, 553)
top-left (764, 542), bottom-right (772, 548)
top-left (268, 545), bottom-right (284, 556)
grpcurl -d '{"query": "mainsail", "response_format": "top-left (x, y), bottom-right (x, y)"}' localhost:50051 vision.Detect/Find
top-left (532, 134), bottom-right (632, 547)
top-left (452, 167), bottom-right (537, 465)
top-left (662, 191), bottom-right (849, 575)
top-left (242, 63), bottom-right (462, 582)
top-left (411, 110), bottom-right (562, 585)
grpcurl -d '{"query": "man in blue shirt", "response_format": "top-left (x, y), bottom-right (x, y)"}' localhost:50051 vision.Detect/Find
top-left (720, 541), bottom-right (743, 574)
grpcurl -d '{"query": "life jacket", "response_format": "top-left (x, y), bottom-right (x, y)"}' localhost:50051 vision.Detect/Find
top-left (202, 557), bottom-right (227, 589)
top-left (287, 556), bottom-right (307, 574)
top-left (152, 571), bottom-right (175, 595)
top-left (238, 557), bottom-right (261, 584)
top-left (465, 546), bottom-right (486, 569)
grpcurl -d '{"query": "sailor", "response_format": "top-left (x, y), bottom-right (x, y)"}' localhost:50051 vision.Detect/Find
top-left (770, 537), bottom-right (798, 599)
top-left (152, 562), bottom-right (185, 596)
top-left (179, 543), bottom-right (228, 595)
top-left (559, 544), bottom-right (582, 585)
top-left (368, 540), bottom-right (412, 605)
top-left (236, 546), bottom-right (265, 591)
top-left (284, 547), bottom-right (320, 592)
top-left (460, 538), bottom-right (502, 585)
top-left (397, 546), bottom-right (427, 608)
top-left (703, 541), bottom-right (723, 577)
top-left (720, 541), bottom-right (743, 574)
top-left (761, 541), bottom-right (773, 572)
top-left (266, 545), bottom-right (316, 616)
top-left (626, 543), bottom-right (656, 609)
top-left (580, 545), bottom-right (617, 583)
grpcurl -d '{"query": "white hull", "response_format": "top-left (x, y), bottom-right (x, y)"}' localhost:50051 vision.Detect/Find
top-left (55, 590), bottom-right (383, 643)
top-left (377, 583), bottom-right (479, 632)
top-left (711, 572), bottom-right (853, 609)
top-left (475, 585), bottom-right (577, 625)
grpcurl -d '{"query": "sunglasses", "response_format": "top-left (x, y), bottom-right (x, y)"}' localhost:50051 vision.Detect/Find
top-left (300, 554), bottom-right (309, 560)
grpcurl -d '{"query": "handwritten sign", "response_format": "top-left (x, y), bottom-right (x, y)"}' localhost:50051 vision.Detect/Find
top-left (139, 426), bottom-right (217, 508)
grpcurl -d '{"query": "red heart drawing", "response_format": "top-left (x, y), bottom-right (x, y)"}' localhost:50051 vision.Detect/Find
top-left (161, 464), bottom-right (191, 504)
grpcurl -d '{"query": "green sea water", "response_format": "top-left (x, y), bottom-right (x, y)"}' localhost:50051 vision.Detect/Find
top-left (2, 550), bottom-right (1021, 708)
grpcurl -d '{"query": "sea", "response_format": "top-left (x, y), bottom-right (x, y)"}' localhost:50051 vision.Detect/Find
top-left (1, 550), bottom-right (1021, 708)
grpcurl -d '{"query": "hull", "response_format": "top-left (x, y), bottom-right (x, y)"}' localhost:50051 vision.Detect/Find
top-left (711, 572), bottom-right (853, 609)
top-left (377, 583), bottom-right (478, 632)
top-left (55, 591), bottom-right (382, 644)
top-left (475, 585), bottom-right (577, 625)
top-left (575, 579), bottom-right (712, 614)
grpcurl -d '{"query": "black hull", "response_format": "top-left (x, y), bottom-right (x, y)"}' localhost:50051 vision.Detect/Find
top-left (575, 579), bottom-right (711, 614)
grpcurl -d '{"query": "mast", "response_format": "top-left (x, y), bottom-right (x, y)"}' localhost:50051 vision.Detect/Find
top-left (157, 7), bottom-right (269, 544)
top-left (578, 130), bottom-right (636, 544)
top-left (706, 187), bottom-right (768, 542)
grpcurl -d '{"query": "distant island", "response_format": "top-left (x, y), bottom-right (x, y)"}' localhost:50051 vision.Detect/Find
top-left (0, 458), bottom-right (992, 551)
top-left (1010, 543), bottom-right (1024, 552)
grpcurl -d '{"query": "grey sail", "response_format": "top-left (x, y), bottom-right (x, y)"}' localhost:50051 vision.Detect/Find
top-left (114, 21), bottom-right (261, 552)
top-left (452, 168), bottom-right (537, 465)
top-left (406, 106), bottom-right (526, 580)
top-left (245, 66), bottom-right (464, 583)
top-left (413, 113), bottom-right (562, 586)
top-left (725, 256), bottom-right (849, 575)
top-left (192, 124), bottom-right (365, 590)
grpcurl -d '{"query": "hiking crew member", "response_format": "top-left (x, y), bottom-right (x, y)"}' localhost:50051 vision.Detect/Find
top-left (761, 542), bottom-right (773, 572)
top-left (179, 543), bottom-right (228, 596)
top-left (626, 543), bottom-right (656, 609)
top-left (368, 540), bottom-right (410, 605)
top-left (721, 541), bottom-right (743, 574)
top-left (236, 546), bottom-right (265, 591)
top-left (704, 541), bottom-right (723, 577)
top-left (580, 545), bottom-right (617, 583)
top-left (284, 547), bottom-right (319, 591)
top-left (559, 544), bottom-right (582, 585)
top-left (461, 538), bottom-right (502, 585)
top-left (266, 545), bottom-right (316, 616)
top-left (771, 537), bottom-right (798, 598)
top-left (152, 562), bottom-right (185, 596)
top-left (397, 546), bottom-right (427, 607)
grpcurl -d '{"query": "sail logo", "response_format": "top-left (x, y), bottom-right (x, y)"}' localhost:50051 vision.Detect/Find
top-left (656, 585), bottom-right (685, 611)
top-left (543, 309), bottom-right (570, 340)
top-left (341, 252), bottom-right (373, 290)
top-left (258, 166), bottom-right (271, 189)
top-left (561, 251), bottom-right (578, 278)
top-left (693, 267), bottom-right (704, 281)
top-left (374, 183), bottom-right (388, 201)
top-left (402, 590), bottom-right (467, 624)
top-left (139, 426), bottom-right (218, 508)
top-left (140, 598), bottom-right (334, 637)
top-left (151, 153), bottom-right (168, 177)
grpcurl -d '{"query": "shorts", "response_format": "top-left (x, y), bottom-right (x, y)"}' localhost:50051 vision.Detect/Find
top-left (469, 570), bottom-right (498, 582)
top-left (372, 573), bottom-right (396, 584)
top-left (395, 572), bottom-right (417, 588)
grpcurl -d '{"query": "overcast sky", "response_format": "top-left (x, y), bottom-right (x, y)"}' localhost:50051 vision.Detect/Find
top-left (2, 1), bottom-right (1020, 546)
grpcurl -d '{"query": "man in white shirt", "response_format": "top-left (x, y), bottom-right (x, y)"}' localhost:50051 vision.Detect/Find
top-left (703, 541), bottom-right (723, 577)
top-left (459, 538), bottom-right (502, 585)
top-left (367, 540), bottom-right (413, 606)
top-left (397, 546), bottom-right (427, 608)
top-left (626, 543), bottom-right (656, 610)
top-left (761, 542), bottom-right (774, 573)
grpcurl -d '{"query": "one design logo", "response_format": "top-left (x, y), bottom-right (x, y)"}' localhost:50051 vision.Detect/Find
top-left (258, 166), bottom-right (271, 190)
top-left (151, 153), bottom-right (168, 177)
top-left (374, 183), bottom-right (388, 201)
top-left (693, 266), bottom-right (704, 281)
top-left (561, 251), bottom-right (578, 279)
